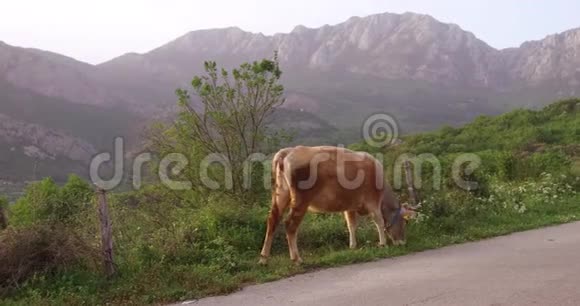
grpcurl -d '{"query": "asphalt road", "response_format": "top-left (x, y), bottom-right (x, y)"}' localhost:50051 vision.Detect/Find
top-left (179, 222), bottom-right (580, 306)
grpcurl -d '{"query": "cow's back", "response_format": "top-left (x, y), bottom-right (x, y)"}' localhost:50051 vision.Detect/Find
top-left (283, 146), bottom-right (384, 214)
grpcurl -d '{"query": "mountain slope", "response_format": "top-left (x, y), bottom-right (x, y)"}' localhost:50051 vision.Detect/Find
top-left (95, 12), bottom-right (580, 131)
top-left (1, 11), bottom-right (580, 182)
top-left (2, 12), bottom-right (579, 130)
top-left (0, 41), bottom-right (122, 107)
top-left (500, 28), bottom-right (580, 87)
top-left (0, 80), bottom-right (140, 181)
top-left (100, 13), bottom-right (497, 86)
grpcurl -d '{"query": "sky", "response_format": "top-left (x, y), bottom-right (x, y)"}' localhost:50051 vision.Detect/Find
top-left (1, 0), bottom-right (579, 64)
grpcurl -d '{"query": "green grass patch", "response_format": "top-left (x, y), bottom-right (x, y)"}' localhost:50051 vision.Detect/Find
top-left (2, 192), bottom-right (579, 306)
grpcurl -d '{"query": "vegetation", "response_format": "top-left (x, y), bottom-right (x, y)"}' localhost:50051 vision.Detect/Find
top-left (0, 60), bottom-right (579, 306)
top-left (8, 176), bottom-right (94, 227)
top-left (148, 56), bottom-right (288, 197)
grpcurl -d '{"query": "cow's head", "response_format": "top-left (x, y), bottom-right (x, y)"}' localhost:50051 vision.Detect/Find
top-left (385, 203), bottom-right (419, 245)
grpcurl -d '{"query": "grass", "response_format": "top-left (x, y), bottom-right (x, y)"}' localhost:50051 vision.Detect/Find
top-left (2, 193), bottom-right (579, 306)
top-left (279, 194), bottom-right (580, 271)
top-left (572, 158), bottom-right (580, 176)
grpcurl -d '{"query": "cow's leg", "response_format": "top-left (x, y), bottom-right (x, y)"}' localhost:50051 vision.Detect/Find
top-left (371, 210), bottom-right (387, 247)
top-left (285, 201), bottom-right (307, 264)
top-left (259, 188), bottom-right (290, 264)
top-left (344, 211), bottom-right (358, 249)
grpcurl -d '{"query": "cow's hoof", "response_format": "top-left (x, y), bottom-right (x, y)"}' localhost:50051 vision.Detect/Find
top-left (258, 256), bottom-right (269, 265)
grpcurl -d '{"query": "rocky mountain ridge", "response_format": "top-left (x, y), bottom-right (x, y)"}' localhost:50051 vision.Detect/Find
top-left (1, 11), bottom-right (580, 182)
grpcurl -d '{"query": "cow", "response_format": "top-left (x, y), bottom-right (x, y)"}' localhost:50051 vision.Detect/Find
top-left (259, 146), bottom-right (418, 264)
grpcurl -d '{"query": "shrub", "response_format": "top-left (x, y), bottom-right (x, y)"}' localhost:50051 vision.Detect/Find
top-left (0, 224), bottom-right (97, 294)
top-left (9, 175), bottom-right (93, 227)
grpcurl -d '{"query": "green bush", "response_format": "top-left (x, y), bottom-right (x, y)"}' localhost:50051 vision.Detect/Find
top-left (9, 175), bottom-right (93, 227)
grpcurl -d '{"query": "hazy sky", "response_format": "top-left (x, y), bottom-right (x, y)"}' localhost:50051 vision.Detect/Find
top-left (1, 0), bottom-right (579, 64)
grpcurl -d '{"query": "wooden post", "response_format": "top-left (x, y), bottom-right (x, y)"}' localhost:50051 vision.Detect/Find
top-left (403, 160), bottom-right (420, 205)
top-left (0, 205), bottom-right (7, 230)
top-left (96, 188), bottom-right (116, 278)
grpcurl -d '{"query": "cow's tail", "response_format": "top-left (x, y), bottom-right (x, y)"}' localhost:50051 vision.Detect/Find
top-left (270, 149), bottom-right (289, 209)
top-left (270, 154), bottom-right (280, 208)
top-left (261, 149), bottom-right (291, 263)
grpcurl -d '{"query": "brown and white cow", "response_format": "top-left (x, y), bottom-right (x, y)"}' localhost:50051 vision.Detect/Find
top-left (259, 146), bottom-right (417, 264)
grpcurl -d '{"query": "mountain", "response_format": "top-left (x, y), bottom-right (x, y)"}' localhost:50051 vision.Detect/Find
top-left (0, 79), bottom-right (141, 181)
top-left (96, 14), bottom-right (501, 124)
top-left (499, 28), bottom-right (580, 87)
top-left (95, 12), bottom-right (580, 127)
top-left (100, 13), bottom-right (495, 86)
top-left (0, 41), bottom-right (120, 107)
top-left (1, 11), bottom-right (580, 182)
top-left (0, 40), bottom-right (142, 182)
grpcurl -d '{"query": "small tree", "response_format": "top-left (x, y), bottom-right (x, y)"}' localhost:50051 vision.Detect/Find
top-left (151, 54), bottom-right (286, 196)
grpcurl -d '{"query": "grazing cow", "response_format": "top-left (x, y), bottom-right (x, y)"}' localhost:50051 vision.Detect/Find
top-left (259, 146), bottom-right (418, 264)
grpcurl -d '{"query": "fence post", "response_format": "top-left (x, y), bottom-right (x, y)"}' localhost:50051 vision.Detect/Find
top-left (0, 205), bottom-right (7, 230)
top-left (403, 160), bottom-right (420, 205)
top-left (96, 188), bottom-right (116, 278)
